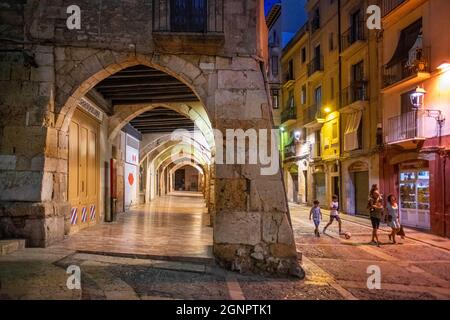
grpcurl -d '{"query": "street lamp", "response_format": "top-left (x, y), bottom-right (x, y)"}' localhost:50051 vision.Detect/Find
top-left (410, 86), bottom-right (427, 109)
top-left (409, 86), bottom-right (446, 138)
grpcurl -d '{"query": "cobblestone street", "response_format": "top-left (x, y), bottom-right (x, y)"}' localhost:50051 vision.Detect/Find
top-left (1, 195), bottom-right (450, 300)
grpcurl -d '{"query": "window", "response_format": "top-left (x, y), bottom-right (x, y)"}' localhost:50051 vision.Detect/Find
top-left (329, 33), bottom-right (335, 51)
top-left (357, 116), bottom-right (363, 149)
top-left (352, 61), bottom-right (364, 82)
top-left (171, 0), bottom-right (207, 33)
top-left (271, 55), bottom-right (279, 77)
top-left (301, 47), bottom-right (306, 63)
top-left (287, 90), bottom-right (295, 109)
top-left (272, 30), bottom-right (278, 46)
top-left (301, 85), bottom-right (307, 105)
top-left (271, 89), bottom-right (279, 109)
top-left (287, 59), bottom-right (294, 80)
top-left (330, 77), bottom-right (335, 99)
top-left (315, 130), bottom-right (321, 157)
top-left (315, 86), bottom-right (322, 106)
top-left (350, 9), bottom-right (363, 43)
top-left (332, 121), bottom-right (338, 140)
top-left (401, 90), bottom-right (416, 115)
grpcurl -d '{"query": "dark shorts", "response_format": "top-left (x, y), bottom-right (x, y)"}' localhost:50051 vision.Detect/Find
top-left (371, 216), bottom-right (381, 229)
top-left (330, 215), bottom-right (341, 223)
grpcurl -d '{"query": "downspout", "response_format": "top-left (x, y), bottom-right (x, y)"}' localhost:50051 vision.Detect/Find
top-left (337, 0), bottom-right (344, 210)
top-left (443, 153), bottom-right (447, 237)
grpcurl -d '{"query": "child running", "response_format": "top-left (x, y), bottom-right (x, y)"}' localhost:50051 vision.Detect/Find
top-left (323, 195), bottom-right (342, 235)
top-left (309, 200), bottom-right (323, 237)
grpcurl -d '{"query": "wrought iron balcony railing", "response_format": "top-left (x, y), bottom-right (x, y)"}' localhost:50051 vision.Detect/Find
top-left (382, 0), bottom-right (407, 17)
top-left (341, 81), bottom-right (368, 107)
top-left (307, 55), bottom-right (324, 77)
top-left (386, 111), bottom-right (423, 144)
top-left (341, 22), bottom-right (366, 51)
top-left (284, 143), bottom-right (297, 159)
top-left (303, 103), bottom-right (323, 125)
top-left (382, 47), bottom-right (430, 88)
top-left (153, 0), bottom-right (224, 33)
top-left (281, 106), bottom-right (297, 123)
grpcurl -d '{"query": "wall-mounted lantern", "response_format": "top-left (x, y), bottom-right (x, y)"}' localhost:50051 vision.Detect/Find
top-left (410, 86), bottom-right (427, 109)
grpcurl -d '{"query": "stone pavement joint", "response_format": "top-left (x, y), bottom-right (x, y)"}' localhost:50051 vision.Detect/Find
top-left (226, 274), bottom-right (246, 300)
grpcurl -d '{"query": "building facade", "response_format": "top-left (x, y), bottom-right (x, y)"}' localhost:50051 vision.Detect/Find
top-left (276, 0), bottom-right (450, 238)
top-left (378, 0), bottom-right (450, 237)
top-left (266, 1), bottom-right (308, 126)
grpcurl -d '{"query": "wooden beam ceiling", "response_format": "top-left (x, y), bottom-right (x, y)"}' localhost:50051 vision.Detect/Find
top-left (91, 65), bottom-right (198, 105)
top-left (129, 107), bottom-right (196, 134)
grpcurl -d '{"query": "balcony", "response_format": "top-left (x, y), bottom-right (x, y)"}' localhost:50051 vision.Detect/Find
top-left (382, 47), bottom-right (431, 93)
top-left (152, 0), bottom-right (225, 54)
top-left (310, 17), bottom-right (320, 34)
top-left (303, 104), bottom-right (324, 129)
top-left (283, 72), bottom-right (295, 88)
top-left (382, 0), bottom-right (406, 17)
top-left (341, 22), bottom-right (366, 56)
top-left (281, 106), bottom-right (297, 125)
top-left (341, 81), bottom-right (368, 110)
top-left (307, 55), bottom-right (324, 78)
top-left (284, 143), bottom-right (297, 160)
top-left (386, 111), bottom-right (425, 149)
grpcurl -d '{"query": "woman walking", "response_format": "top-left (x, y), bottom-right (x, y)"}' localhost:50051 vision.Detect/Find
top-left (387, 195), bottom-right (401, 244)
top-left (369, 191), bottom-right (383, 247)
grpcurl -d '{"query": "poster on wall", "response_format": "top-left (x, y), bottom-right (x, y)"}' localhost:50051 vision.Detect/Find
top-left (126, 135), bottom-right (139, 166)
top-left (124, 163), bottom-right (138, 210)
top-left (124, 134), bottom-right (140, 211)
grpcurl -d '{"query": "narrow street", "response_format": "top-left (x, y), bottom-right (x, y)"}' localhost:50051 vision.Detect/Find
top-left (1, 193), bottom-right (449, 300)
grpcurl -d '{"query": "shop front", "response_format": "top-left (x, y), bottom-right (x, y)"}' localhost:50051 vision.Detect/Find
top-left (398, 162), bottom-right (431, 230)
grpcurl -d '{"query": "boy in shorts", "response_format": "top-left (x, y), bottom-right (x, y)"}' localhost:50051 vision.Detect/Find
top-left (309, 200), bottom-right (323, 237)
top-left (323, 195), bottom-right (342, 235)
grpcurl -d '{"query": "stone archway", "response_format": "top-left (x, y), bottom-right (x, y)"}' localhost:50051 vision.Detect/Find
top-left (53, 52), bottom-right (208, 133)
top-left (26, 47), bottom-right (301, 276)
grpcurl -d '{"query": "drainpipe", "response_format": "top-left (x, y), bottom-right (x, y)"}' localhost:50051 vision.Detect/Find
top-left (337, 0), bottom-right (344, 211)
top-left (443, 154), bottom-right (447, 237)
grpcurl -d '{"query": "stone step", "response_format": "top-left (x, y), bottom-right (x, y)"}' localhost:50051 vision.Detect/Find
top-left (0, 239), bottom-right (26, 256)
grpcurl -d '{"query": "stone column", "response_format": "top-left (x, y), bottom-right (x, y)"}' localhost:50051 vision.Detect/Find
top-left (211, 56), bottom-right (302, 277)
top-left (0, 47), bottom-right (68, 247)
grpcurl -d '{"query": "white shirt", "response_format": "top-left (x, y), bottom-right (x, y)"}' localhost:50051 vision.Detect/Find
top-left (330, 201), bottom-right (339, 216)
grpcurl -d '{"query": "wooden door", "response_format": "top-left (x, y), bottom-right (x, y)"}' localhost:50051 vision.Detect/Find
top-left (68, 109), bottom-right (99, 233)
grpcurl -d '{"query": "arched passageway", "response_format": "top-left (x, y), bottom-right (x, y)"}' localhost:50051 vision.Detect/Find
top-left (58, 63), bottom-right (215, 260)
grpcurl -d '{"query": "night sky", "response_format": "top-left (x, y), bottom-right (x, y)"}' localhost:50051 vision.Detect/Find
top-left (265, 0), bottom-right (280, 15)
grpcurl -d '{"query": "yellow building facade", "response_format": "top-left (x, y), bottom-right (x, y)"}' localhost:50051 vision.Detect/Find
top-left (279, 0), bottom-right (381, 213)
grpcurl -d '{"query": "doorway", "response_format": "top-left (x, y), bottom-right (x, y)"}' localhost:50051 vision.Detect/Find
top-left (68, 108), bottom-right (100, 233)
top-left (353, 171), bottom-right (369, 216)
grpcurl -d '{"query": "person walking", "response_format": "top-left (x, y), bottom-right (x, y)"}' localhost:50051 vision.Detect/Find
top-left (369, 191), bottom-right (383, 247)
top-left (387, 195), bottom-right (401, 244)
top-left (309, 200), bottom-right (323, 238)
top-left (323, 195), bottom-right (342, 235)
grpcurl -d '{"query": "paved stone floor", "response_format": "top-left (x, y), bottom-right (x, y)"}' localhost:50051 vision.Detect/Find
top-left (53, 192), bottom-right (213, 261)
top-left (1, 194), bottom-right (450, 300)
